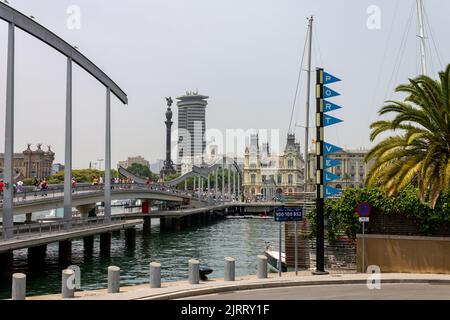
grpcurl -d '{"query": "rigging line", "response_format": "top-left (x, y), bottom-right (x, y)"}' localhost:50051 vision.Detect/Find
top-left (371, 0), bottom-right (400, 109)
top-left (367, 0), bottom-right (401, 148)
top-left (423, 5), bottom-right (444, 71)
top-left (392, 18), bottom-right (413, 98)
top-left (288, 24), bottom-right (309, 134)
top-left (312, 29), bottom-right (323, 67)
top-left (384, 2), bottom-right (415, 101)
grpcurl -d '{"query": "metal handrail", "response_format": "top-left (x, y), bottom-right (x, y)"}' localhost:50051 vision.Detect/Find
top-left (0, 215), bottom-right (128, 240)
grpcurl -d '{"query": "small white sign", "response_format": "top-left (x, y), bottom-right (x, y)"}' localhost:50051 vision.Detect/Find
top-left (359, 217), bottom-right (370, 223)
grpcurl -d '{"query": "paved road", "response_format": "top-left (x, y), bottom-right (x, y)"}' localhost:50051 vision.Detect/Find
top-left (181, 283), bottom-right (450, 300)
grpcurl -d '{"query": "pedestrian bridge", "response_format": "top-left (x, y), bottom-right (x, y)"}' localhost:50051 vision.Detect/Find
top-left (0, 183), bottom-right (203, 217)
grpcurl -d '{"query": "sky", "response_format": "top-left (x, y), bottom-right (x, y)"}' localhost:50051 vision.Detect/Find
top-left (0, 0), bottom-right (449, 169)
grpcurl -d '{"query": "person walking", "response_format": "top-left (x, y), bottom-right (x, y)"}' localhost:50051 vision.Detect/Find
top-left (0, 179), bottom-right (4, 196)
top-left (71, 177), bottom-right (77, 193)
top-left (41, 179), bottom-right (48, 196)
top-left (17, 180), bottom-right (23, 193)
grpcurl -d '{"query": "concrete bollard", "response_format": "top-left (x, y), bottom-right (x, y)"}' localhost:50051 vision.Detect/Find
top-left (224, 257), bottom-right (235, 281)
top-left (188, 259), bottom-right (200, 284)
top-left (11, 273), bottom-right (26, 300)
top-left (150, 262), bottom-right (161, 288)
top-left (257, 255), bottom-right (268, 279)
top-left (107, 266), bottom-right (121, 293)
top-left (61, 269), bottom-right (75, 299)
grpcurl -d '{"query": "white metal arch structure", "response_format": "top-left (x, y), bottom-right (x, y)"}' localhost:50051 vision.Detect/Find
top-left (1, 3), bottom-right (128, 239)
top-left (0, 4), bottom-right (128, 104)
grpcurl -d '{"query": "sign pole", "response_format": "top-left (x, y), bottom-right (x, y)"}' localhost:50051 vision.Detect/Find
top-left (362, 221), bottom-right (365, 273)
top-left (278, 220), bottom-right (282, 277)
top-left (294, 221), bottom-right (298, 276)
top-left (314, 68), bottom-right (326, 274)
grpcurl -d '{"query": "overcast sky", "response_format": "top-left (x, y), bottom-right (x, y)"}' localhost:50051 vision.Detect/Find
top-left (0, 0), bottom-right (449, 169)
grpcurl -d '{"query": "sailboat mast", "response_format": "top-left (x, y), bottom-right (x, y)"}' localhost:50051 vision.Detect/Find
top-left (417, 0), bottom-right (427, 76)
top-left (304, 16), bottom-right (313, 192)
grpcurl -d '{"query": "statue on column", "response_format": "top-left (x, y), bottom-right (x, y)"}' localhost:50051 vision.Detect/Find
top-left (161, 97), bottom-right (176, 179)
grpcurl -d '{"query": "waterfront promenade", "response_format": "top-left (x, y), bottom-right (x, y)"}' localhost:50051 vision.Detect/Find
top-left (27, 272), bottom-right (450, 300)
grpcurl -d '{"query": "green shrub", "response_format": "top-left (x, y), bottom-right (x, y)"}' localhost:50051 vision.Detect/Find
top-left (306, 186), bottom-right (450, 240)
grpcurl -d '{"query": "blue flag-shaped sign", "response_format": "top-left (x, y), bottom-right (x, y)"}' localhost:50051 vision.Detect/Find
top-left (325, 171), bottom-right (340, 183)
top-left (323, 86), bottom-right (340, 98)
top-left (325, 186), bottom-right (343, 198)
top-left (323, 100), bottom-right (342, 113)
top-left (325, 158), bottom-right (341, 169)
top-left (324, 142), bottom-right (343, 155)
top-left (323, 72), bottom-right (341, 85)
top-left (324, 114), bottom-right (343, 127)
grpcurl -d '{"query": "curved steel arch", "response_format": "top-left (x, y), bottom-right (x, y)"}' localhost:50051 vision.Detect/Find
top-left (0, 3), bottom-right (128, 104)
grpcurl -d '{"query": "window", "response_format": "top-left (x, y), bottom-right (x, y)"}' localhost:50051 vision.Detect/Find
top-left (287, 159), bottom-right (294, 168)
top-left (251, 174), bottom-right (256, 185)
top-left (288, 174), bottom-right (293, 185)
top-left (277, 175), bottom-right (282, 184)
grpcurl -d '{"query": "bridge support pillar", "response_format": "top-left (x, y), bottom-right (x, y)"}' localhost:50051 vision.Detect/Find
top-left (58, 240), bottom-right (72, 264)
top-left (125, 228), bottom-right (136, 248)
top-left (76, 204), bottom-right (96, 219)
top-left (25, 213), bottom-right (32, 223)
top-left (83, 236), bottom-right (94, 255)
top-left (28, 245), bottom-right (47, 268)
top-left (172, 218), bottom-right (181, 232)
top-left (159, 217), bottom-right (167, 232)
top-left (0, 251), bottom-right (13, 277)
top-left (100, 232), bottom-right (111, 257)
top-left (141, 200), bottom-right (151, 214)
top-left (143, 216), bottom-right (151, 234)
top-left (185, 215), bottom-right (193, 228)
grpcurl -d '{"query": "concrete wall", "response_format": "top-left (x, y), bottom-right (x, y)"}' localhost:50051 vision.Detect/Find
top-left (357, 234), bottom-right (450, 274)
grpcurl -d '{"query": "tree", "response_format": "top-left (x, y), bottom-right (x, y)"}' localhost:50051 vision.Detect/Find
top-left (126, 163), bottom-right (158, 181)
top-left (366, 65), bottom-right (450, 208)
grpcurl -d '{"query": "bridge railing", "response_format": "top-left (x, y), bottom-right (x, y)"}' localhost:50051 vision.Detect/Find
top-left (0, 215), bottom-right (128, 241)
top-left (0, 183), bottom-right (194, 207)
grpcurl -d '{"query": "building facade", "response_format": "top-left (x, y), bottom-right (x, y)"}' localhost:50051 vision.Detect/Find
top-left (306, 148), bottom-right (375, 189)
top-left (176, 91), bottom-right (208, 172)
top-left (0, 144), bottom-right (55, 180)
top-left (243, 134), bottom-right (304, 200)
top-left (117, 156), bottom-right (150, 169)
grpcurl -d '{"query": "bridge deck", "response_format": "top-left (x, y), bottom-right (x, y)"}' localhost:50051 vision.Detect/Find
top-left (0, 218), bottom-right (142, 253)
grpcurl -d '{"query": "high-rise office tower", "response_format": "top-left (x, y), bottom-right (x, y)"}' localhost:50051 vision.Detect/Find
top-left (176, 91), bottom-right (209, 171)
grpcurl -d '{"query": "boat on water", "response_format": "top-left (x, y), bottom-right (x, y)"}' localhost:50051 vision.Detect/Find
top-left (264, 249), bottom-right (287, 272)
top-left (226, 215), bottom-right (271, 220)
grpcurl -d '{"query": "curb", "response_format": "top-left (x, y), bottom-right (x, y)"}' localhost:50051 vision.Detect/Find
top-left (137, 278), bottom-right (450, 300)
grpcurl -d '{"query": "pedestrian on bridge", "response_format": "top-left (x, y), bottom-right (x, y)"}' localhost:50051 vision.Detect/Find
top-left (17, 180), bottom-right (23, 193)
top-left (72, 178), bottom-right (77, 193)
top-left (40, 179), bottom-right (49, 196)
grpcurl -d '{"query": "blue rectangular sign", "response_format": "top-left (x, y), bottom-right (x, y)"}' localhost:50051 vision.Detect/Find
top-left (274, 207), bottom-right (303, 222)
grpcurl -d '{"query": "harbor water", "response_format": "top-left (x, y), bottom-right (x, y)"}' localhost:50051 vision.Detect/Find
top-left (0, 215), bottom-right (285, 298)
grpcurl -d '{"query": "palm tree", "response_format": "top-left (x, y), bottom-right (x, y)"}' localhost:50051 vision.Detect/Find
top-left (366, 65), bottom-right (450, 208)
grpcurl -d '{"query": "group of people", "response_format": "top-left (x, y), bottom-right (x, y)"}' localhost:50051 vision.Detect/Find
top-left (32, 178), bottom-right (49, 196)
top-left (0, 179), bottom-right (25, 196)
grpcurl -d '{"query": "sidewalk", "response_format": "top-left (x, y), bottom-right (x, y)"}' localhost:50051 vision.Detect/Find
top-left (28, 272), bottom-right (450, 300)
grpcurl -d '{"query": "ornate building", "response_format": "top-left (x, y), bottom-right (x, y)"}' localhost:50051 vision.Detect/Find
top-left (0, 144), bottom-right (55, 180)
top-left (243, 134), bottom-right (304, 200)
top-left (117, 156), bottom-right (150, 169)
top-left (306, 148), bottom-right (375, 189)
